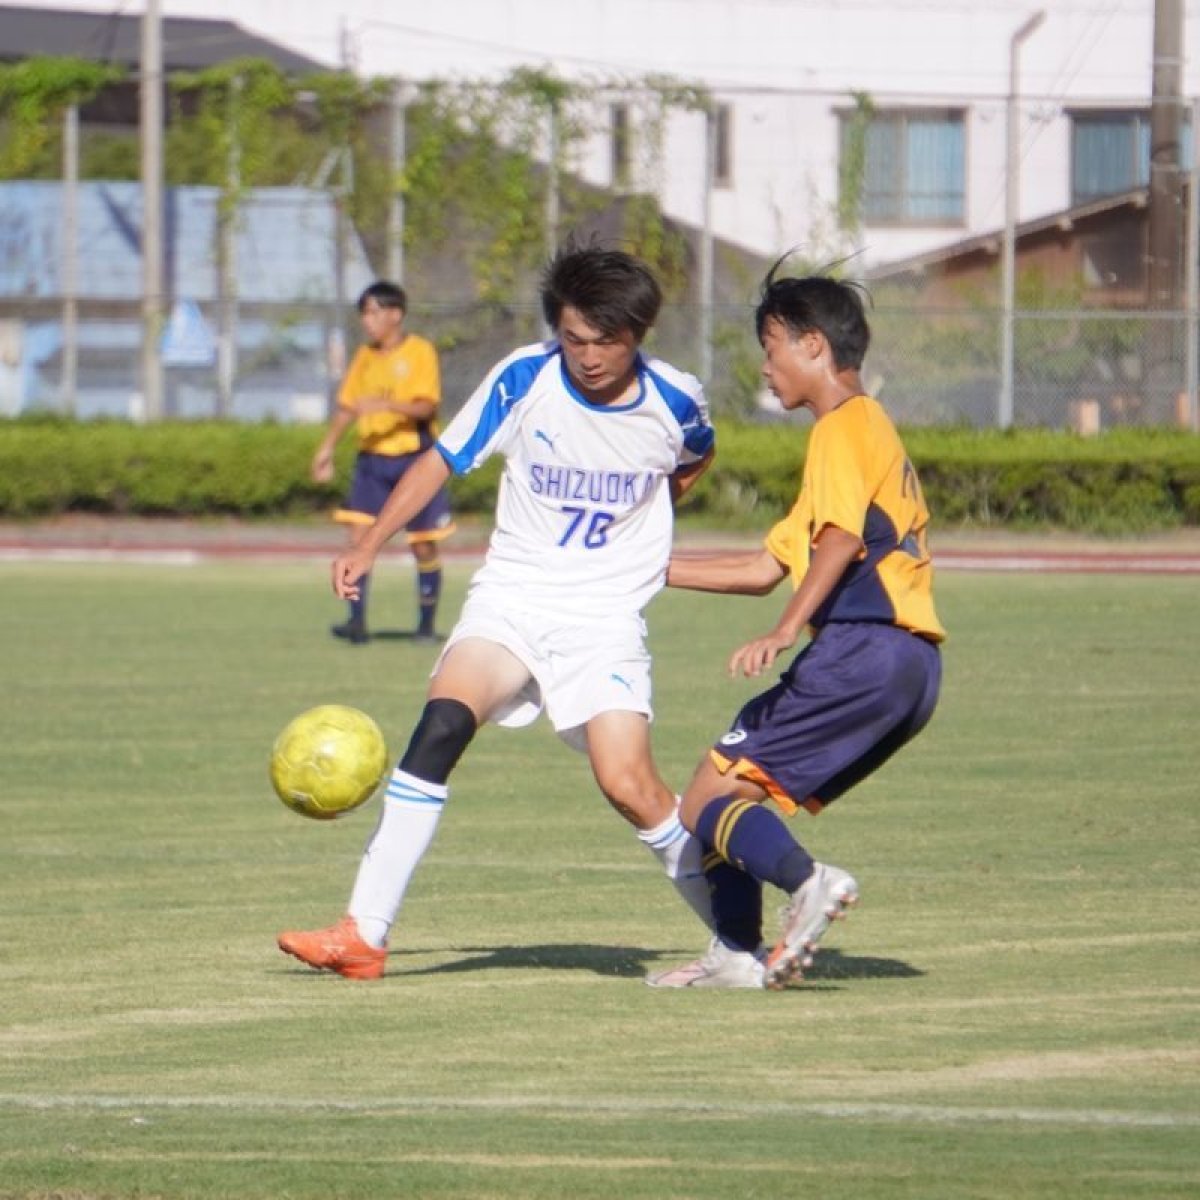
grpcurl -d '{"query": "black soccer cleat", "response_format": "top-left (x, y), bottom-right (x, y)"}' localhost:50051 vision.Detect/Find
top-left (330, 620), bottom-right (369, 645)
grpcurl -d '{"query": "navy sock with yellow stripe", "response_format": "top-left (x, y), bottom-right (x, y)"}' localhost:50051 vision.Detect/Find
top-left (417, 560), bottom-right (442, 636)
top-left (695, 795), bottom-right (814, 894)
top-left (350, 571), bottom-right (370, 627)
top-left (701, 847), bottom-right (763, 953)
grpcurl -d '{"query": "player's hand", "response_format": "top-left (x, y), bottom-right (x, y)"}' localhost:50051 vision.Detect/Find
top-left (728, 630), bottom-right (795, 678)
top-left (332, 548), bottom-right (375, 600)
top-left (353, 394), bottom-right (395, 416)
top-left (311, 449), bottom-right (334, 484)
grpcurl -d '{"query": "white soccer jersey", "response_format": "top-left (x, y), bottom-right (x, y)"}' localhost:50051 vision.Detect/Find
top-left (436, 341), bottom-right (714, 621)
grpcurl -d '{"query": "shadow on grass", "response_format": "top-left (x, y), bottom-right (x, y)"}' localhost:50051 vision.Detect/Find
top-left (397, 944), bottom-right (667, 978)
top-left (369, 629), bottom-right (447, 645)
top-left (381, 943), bottom-right (924, 983)
top-left (799, 947), bottom-right (924, 982)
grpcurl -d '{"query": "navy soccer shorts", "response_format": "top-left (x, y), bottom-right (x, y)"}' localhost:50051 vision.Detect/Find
top-left (337, 451), bottom-right (454, 541)
top-left (710, 621), bottom-right (941, 815)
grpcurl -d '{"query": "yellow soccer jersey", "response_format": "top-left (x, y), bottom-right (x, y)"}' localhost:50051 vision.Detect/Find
top-left (337, 334), bottom-right (441, 456)
top-left (765, 394), bottom-right (945, 642)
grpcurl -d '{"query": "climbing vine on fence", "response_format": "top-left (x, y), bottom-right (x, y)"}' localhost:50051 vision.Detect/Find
top-left (2, 55), bottom-right (718, 309)
top-left (0, 57), bottom-right (124, 179)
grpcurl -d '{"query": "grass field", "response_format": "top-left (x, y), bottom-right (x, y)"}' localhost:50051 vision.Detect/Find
top-left (1, 555), bottom-right (1198, 1199)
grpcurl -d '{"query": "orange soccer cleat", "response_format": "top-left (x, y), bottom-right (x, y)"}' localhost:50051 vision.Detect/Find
top-left (277, 915), bottom-right (387, 980)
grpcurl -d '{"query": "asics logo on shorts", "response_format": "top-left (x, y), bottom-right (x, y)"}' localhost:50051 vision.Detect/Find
top-left (719, 729), bottom-right (748, 746)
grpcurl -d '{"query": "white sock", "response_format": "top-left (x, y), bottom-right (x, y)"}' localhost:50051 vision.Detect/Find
top-left (637, 805), bottom-right (714, 931)
top-left (347, 767), bottom-right (447, 948)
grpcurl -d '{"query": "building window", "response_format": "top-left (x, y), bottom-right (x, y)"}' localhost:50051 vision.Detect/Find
top-left (1071, 109), bottom-right (1193, 204)
top-left (713, 103), bottom-right (733, 188)
top-left (611, 103), bottom-right (631, 189)
top-left (840, 108), bottom-right (965, 225)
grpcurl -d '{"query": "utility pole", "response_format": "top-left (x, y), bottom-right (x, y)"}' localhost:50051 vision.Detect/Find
top-left (1184, 96), bottom-right (1199, 431)
top-left (1147, 0), bottom-right (1185, 310)
top-left (998, 10), bottom-right (1044, 430)
top-left (61, 103), bottom-right (79, 416)
top-left (386, 82), bottom-right (410, 283)
top-left (545, 98), bottom-right (560, 265)
top-left (698, 105), bottom-right (716, 385)
top-left (139, 0), bottom-right (165, 421)
top-left (216, 73), bottom-right (241, 419)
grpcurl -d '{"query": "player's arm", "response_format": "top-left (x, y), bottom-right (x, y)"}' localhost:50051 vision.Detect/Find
top-left (332, 448), bottom-right (452, 599)
top-left (669, 447), bottom-right (714, 504)
top-left (667, 544), bottom-right (786, 596)
top-left (311, 407), bottom-right (358, 484)
top-left (727, 524), bottom-right (861, 678)
top-left (352, 395), bottom-right (438, 421)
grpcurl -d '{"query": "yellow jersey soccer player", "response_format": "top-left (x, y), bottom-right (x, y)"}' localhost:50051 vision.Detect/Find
top-left (312, 282), bottom-right (455, 644)
top-left (650, 264), bottom-right (945, 990)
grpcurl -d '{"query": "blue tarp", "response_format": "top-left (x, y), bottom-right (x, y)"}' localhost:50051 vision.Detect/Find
top-left (0, 181), bottom-right (373, 304)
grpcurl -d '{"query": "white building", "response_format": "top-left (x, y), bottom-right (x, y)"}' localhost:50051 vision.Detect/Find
top-left (21, 0), bottom-right (1199, 272)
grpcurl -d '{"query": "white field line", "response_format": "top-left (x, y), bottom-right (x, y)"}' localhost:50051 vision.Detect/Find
top-left (0, 1092), bottom-right (1195, 1129)
top-left (0, 547), bottom-right (201, 565)
top-left (936, 553), bottom-right (1200, 574)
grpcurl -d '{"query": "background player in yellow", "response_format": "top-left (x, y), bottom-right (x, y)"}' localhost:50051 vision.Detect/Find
top-left (649, 263), bottom-right (945, 990)
top-left (311, 282), bottom-right (455, 644)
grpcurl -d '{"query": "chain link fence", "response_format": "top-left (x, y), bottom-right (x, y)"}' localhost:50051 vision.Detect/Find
top-left (3, 187), bottom-right (1197, 430)
top-left (5, 298), bottom-right (1199, 432)
top-left (698, 302), bottom-right (1200, 431)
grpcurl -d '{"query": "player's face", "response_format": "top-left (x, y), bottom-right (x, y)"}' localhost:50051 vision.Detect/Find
top-left (556, 306), bottom-right (641, 405)
top-left (359, 300), bottom-right (403, 348)
top-left (760, 316), bottom-right (819, 410)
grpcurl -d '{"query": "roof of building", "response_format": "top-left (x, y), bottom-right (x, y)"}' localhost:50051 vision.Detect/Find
top-left (0, 3), bottom-right (324, 74)
top-left (866, 190), bottom-right (1148, 281)
top-left (0, 181), bottom-right (373, 304)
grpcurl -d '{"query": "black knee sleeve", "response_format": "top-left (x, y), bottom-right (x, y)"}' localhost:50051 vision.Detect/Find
top-left (399, 698), bottom-right (477, 784)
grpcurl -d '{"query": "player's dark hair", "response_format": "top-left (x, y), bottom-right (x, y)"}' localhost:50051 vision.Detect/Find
top-left (754, 256), bottom-right (871, 370)
top-left (540, 242), bottom-right (662, 341)
top-left (357, 280), bottom-right (407, 313)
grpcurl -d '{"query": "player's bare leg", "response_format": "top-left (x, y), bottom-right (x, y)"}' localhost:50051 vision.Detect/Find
top-left (585, 711), bottom-right (714, 932)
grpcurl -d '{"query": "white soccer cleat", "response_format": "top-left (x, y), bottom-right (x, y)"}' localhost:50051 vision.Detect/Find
top-left (764, 863), bottom-right (859, 990)
top-left (645, 936), bottom-right (766, 990)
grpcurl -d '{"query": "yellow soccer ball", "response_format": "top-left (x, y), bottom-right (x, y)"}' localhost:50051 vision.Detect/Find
top-left (269, 704), bottom-right (388, 820)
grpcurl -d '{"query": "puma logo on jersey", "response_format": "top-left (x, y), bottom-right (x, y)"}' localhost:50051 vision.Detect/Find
top-left (534, 429), bottom-right (558, 454)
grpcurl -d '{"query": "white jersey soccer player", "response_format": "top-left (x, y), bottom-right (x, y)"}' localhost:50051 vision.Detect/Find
top-left (433, 339), bottom-right (714, 747)
top-left (441, 339), bottom-right (713, 616)
top-left (277, 246), bottom-right (719, 980)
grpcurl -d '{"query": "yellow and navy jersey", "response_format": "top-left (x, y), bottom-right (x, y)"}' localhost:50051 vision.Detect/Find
top-left (765, 394), bottom-right (945, 642)
top-left (337, 334), bottom-right (441, 456)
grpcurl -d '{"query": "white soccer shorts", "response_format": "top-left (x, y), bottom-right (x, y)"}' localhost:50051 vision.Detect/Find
top-left (436, 584), bottom-right (654, 753)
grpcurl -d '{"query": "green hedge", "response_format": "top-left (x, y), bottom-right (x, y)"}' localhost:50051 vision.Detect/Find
top-left (1, 416), bottom-right (1198, 533)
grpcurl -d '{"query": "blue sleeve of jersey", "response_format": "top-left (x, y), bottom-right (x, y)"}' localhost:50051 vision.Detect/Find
top-left (683, 417), bottom-right (715, 459)
top-left (644, 363), bottom-right (715, 461)
top-left (436, 352), bottom-right (549, 475)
